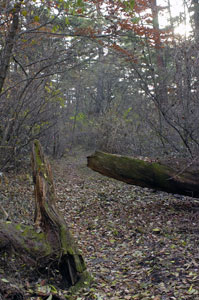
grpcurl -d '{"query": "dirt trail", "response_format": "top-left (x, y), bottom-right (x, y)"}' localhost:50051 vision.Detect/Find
top-left (53, 152), bottom-right (199, 300)
top-left (1, 151), bottom-right (199, 299)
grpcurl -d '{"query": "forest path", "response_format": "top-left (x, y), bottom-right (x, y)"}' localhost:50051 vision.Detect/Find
top-left (1, 150), bottom-right (199, 299)
top-left (52, 151), bottom-right (199, 300)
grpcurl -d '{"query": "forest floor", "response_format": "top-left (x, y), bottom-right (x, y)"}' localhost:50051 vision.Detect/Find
top-left (1, 149), bottom-right (199, 299)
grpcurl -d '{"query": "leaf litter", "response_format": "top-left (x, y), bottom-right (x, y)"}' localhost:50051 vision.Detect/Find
top-left (1, 151), bottom-right (199, 299)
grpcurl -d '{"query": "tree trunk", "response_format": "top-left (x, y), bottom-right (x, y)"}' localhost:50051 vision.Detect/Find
top-left (32, 140), bottom-right (90, 288)
top-left (0, 140), bottom-right (91, 295)
top-left (0, 1), bottom-right (22, 95)
top-left (87, 151), bottom-right (199, 198)
top-left (192, 0), bottom-right (199, 44)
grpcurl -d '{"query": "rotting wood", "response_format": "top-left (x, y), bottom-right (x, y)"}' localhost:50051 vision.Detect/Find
top-left (31, 140), bottom-right (90, 288)
top-left (87, 151), bottom-right (199, 198)
top-left (0, 140), bottom-right (91, 297)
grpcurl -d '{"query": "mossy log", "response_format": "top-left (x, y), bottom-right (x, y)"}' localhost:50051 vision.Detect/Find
top-left (0, 140), bottom-right (91, 293)
top-left (87, 151), bottom-right (199, 198)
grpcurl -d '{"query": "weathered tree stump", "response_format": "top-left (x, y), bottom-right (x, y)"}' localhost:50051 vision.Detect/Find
top-left (0, 140), bottom-right (91, 297)
top-left (87, 151), bottom-right (199, 198)
top-left (31, 140), bottom-right (91, 288)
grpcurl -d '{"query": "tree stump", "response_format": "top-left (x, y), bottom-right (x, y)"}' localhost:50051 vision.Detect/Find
top-left (31, 140), bottom-right (90, 288)
top-left (0, 140), bottom-right (91, 297)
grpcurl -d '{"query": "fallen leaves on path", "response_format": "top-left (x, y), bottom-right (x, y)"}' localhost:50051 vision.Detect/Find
top-left (1, 151), bottom-right (199, 299)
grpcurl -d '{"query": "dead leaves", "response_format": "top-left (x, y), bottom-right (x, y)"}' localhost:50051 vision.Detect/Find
top-left (54, 155), bottom-right (199, 299)
top-left (1, 152), bottom-right (199, 299)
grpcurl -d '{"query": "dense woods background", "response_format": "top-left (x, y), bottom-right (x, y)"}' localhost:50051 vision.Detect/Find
top-left (1, 0), bottom-right (199, 169)
top-left (2, 2), bottom-right (199, 299)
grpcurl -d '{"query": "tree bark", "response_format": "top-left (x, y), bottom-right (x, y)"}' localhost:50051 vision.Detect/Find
top-left (87, 151), bottom-right (199, 198)
top-left (31, 140), bottom-right (90, 288)
top-left (0, 140), bottom-right (91, 294)
top-left (0, 1), bottom-right (22, 95)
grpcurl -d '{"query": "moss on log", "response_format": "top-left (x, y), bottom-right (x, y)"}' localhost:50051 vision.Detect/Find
top-left (32, 140), bottom-right (90, 287)
top-left (0, 140), bottom-right (91, 293)
top-left (87, 151), bottom-right (199, 198)
top-left (0, 222), bottom-right (52, 264)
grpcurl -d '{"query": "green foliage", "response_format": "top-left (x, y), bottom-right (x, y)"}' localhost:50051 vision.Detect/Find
top-left (65, 17), bottom-right (70, 25)
top-left (52, 24), bottom-right (60, 33)
top-left (76, 0), bottom-right (84, 7)
top-left (70, 112), bottom-right (88, 125)
top-left (123, 107), bottom-right (132, 120)
top-left (21, 10), bottom-right (27, 17)
top-left (45, 84), bottom-right (65, 107)
top-left (32, 122), bottom-right (49, 135)
top-left (119, 0), bottom-right (135, 12)
top-left (34, 15), bottom-right (40, 22)
top-left (57, 97), bottom-right (65, 107)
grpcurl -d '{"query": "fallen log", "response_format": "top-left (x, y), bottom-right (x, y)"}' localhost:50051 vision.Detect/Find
top-left (0, 140), bottom-right (91, 297)
top-left (87, 151), bottom-right (199, 198)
